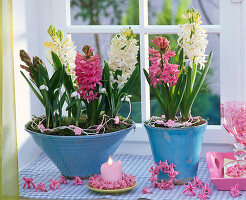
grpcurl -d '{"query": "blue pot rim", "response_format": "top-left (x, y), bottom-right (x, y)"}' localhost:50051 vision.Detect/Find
top-left (144, 120), bottom-right (207, 131)
top-left (25, 121), bottom-right (135, 139)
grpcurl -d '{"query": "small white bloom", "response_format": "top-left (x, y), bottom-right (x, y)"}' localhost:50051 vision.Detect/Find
top-left (101, 88), bottom-right (106, 93)
top-left (39, 85), bottom-right (48, 91)
top-left (54, 88), bottom-right (60, 93)
top-left (53, 109), bottom-right (60, 116)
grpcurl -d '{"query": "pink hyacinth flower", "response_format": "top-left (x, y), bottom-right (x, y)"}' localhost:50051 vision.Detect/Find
top-left (59, 176), bottom-right (67, 184)
top-left (191, 176), bottom-right (204, 189)
top-left (142, 186), bottom-right (152, 194)
top-left (49, 179), bottom-right (60, 190)
top-left (230, 184), bottom-right (241, 198)
top-left (114, 116), bottom-right (120, 125)
top-left (72, 176), bottom-right (83, 186)
top-left (35, 182), bottom-right (47, 192)
top-left (183, 181), bottom-right (198, 196)
top-left (202, 182), bottom-right (213, 195)
top-left (73, 127), bottom-right (82, 135)
top-left (197, 190), bottom-right (209, 200)
top-left (23, 177), bottom-right (35, 189)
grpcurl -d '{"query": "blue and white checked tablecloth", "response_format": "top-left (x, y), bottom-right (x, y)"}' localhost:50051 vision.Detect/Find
top-left (19, 154), bottom-right (246, 200)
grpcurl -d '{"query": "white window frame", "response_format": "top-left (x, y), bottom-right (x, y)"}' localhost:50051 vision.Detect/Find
top-left (51, 0), bottom-right (246, 144)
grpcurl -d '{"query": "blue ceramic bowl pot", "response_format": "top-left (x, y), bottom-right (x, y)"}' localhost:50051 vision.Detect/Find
top-left (25, 124), bottom-right (134, 179)
top-left (144, 122), bottom-right (207, 183)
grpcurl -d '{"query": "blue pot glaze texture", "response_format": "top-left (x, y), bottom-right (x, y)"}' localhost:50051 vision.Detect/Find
top-left (144, 122), bottom-right (207, 181)
top-left (25, 124), bottom-right (134, 178)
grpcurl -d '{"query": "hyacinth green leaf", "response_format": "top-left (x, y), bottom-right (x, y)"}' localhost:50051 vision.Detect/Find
top-left (51, 51), bottom-right (63, 70)
top-left (103, 62), bottom-right (112, 97)
top-left (20, 71), bottom-right (45, 106)
top-left (172, 73), bottom-right (187, 117)
top-left (170, 73), bottom-right (184, 112)
top-left (66, 99), bottom-right (77, 111)
top-left (143, 69), bottom-right (167, 116)
top-left (50, 65), bottom-right (64, 91)
top-left (63, 72), bottom-right (74, 93)
top-left (186, 51), bottom-right (213, 115)
top-left (120, 64), bottom-right (139, 96)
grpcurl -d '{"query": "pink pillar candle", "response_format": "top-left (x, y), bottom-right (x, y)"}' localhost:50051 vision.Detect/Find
top-left (100, 156), bottom-right (122, 183)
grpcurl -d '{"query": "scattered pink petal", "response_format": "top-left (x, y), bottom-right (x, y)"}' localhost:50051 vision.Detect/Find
top-left (155, 120), bottom-right (164, 125)
top-left (197, 190), bottom-right (209, 200)
top-left (72, 176), bottom-right (83, 186)
top-left (165, 120), bottom-right (175, 127)
top-left (114, 116), bottom-right (120, 124)
top-left (49, 179), bottom-right (60, 190)
top-left (121, 121), bottom-right (128, 125)
top-left (37, 124), bottom-right (45, 131)
top-left (96, 124), bottom-right (103, 133)
top-left (202, 182), bottom-right (213, 195)
top-left (142, 186), bottom-right (152, 194)
top-left (59, 176), bottom-right (67, 184)
top-left (88, 174), bottom-right (135, 190)
top-left (35, 182), bottom-right (47, 192)
top-left (191, 176), bottom-right (204, 188)
top-left (183, 181), bottom-right (198, 196)
top-left (73, 127), bottom-right (82, 135)
top-left (230, 184), bottom-right (241, 198)
top-left (23, 177), bottom-right (35, 189)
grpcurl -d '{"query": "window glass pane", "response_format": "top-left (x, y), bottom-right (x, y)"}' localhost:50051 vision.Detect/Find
top-left (70, 0), bottom-right (139, 25)
top-left (149, 0), bottom-right (219, 25)
top-left (149, 34), bottom-right (220, 125)
top-left (71, 33), bottom-right (141, 123)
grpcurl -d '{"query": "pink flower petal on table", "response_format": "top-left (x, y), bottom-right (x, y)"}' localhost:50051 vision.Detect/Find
top-left (230, 184), bottom-right (241, 198)
top-left (59, 176), bottom-right (67, 184)
top-left (72, 176), bottom-right (83, 186)
top-left (197, 190), bottom-right (209, 200)
top-left (35, 182), bottom-right (47, 192)
top-left (49, 179), bottom-right (60, 190)
top-left (142, 186), bottom-right (152, 194)
top-left (202, 182), bottom-right (213, 195)
top-left (191, 176), bottom-right (204, 188)
top-left (183, 181), bottom-right (198, 196)
top-left (114, 116), bottom-right (120, 124)
top-left (23, 177), bottom-right (35, 189)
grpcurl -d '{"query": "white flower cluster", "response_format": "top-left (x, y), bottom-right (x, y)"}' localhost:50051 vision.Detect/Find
top-left (177, 22), bottom-right (208, 69)
top-left (44, 36), bottom-right (77, 77)
top-left (108, 28), bottom-right (139, 88)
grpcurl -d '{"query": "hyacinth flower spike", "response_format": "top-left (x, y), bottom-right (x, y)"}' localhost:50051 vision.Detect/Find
top-left (23, 177), bottom-right (35, 189)
top-left (183, 181), bottom-right (198, 196)
top-left (197, 191), bottom-right (209, 200)
top-left (35, 182), bottom-right (47, 192)
top-left (72, 176), bottom-right (83, 186)
top-left (49, 179), bottom-right (61, 190)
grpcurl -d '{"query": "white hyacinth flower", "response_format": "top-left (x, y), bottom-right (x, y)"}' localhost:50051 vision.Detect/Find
top-left (108, 27), bottom-right (139, 88)
top-left (177, 11), bottom-right (208, 70)
top-left (39, 85), bottom-right (48, 91)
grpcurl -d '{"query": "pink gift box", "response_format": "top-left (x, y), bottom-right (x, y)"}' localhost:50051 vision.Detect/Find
top-left (206, 151), bottom-right (246, 191)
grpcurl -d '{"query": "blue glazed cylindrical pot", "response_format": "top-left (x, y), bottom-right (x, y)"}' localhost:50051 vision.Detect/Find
top-left (25, 124), bottom-right (134, 179)
top-left (144, 122), bottom-right (207, 183)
